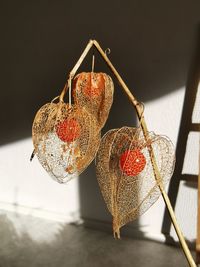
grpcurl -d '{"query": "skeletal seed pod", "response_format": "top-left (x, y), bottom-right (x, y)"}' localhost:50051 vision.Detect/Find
top-left (32, 102), bottom-right (101, 183)
top-left (73, 72), bottom-right (114, 129)
top-left (96, 127), bottom-right (175, 238)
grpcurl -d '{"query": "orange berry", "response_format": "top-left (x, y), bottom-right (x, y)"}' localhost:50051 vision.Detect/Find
top-left (119, 149), bottom-right (146, 176)
top-left (74, 73), bottom-right (105, 98)
top-left (56, 118), bottom-right (81, 142)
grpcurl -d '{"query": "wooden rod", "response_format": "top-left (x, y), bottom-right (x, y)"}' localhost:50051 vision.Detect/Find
top-left (59, 39), bottom-right (196, 267)
top-left (196, 126), bottom-right (200, 264)
top-left (93, 39), bottom-right (196, 267)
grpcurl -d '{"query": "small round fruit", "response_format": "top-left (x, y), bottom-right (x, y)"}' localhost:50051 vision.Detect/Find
top-left (56, 118), bottom-right (81, 142)
top-left (120, 149), bottom-right (146, 176)
top-left (74, 73), bottom-right (105, 98)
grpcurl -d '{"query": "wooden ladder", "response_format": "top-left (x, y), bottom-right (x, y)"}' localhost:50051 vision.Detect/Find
top-left (161, 63), bottom-right (200, 264)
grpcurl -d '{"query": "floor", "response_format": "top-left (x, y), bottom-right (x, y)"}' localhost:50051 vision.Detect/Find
top-left (0, 211), bottom-right (195, 267)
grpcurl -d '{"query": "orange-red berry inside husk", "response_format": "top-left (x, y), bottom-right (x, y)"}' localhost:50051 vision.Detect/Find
top-left (56, 118), bottom-right (81, 142)
top-left (119, 149), bottom-right (146, 176)
top-left (74, 73), bottom-right (105, 98)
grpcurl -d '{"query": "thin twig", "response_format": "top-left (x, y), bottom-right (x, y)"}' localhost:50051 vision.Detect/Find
top-left (93, 39), bottom-right (196, 267)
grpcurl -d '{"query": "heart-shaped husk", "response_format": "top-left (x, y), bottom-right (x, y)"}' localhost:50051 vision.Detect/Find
top-left (73, 72), bottom-right (114, 129)
top-left (96, 126), bottom-right (175, 238)
top-left (32, 102), bottom-right (101, 183)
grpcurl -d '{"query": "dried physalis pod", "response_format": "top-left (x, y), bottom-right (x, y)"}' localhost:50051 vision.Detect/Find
top-left (32, 102), bottom-right (101, 183)
top-left (73, 72), bottom-right (114, 129)
top-left (96, 127), bottom-right (175, 238)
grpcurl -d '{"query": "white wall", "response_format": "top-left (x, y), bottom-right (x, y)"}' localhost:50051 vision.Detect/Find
top-left (141, 87), bottom-right (197, 243)
top-left (0, 139), bottom-right (80, 223)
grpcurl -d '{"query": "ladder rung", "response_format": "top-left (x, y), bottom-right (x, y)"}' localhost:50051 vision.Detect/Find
top-left (181, 174), bottom-right (198, 182)
top-left (190, 123), bottom-right (200, 131)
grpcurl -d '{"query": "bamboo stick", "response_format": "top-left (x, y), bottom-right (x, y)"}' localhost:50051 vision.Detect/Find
top-left (60, 39), bottom-right (196, 267)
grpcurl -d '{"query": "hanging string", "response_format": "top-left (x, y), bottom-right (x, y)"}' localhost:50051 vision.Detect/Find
top-left (68, 77), bottom-right (72, 107)
top-left (59, 82), bottom-right (69, 102)
top-left (51, 95), bottom-right (60, 103)
top-left (92, 54), bottom-right (95, 72)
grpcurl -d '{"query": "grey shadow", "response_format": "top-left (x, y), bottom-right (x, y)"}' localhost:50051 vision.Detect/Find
top-left (0, 0), bottom-right (200, 145)
top-left (78, 0), bottom-right (200, 243)
top-left (0, 212), bottom-right (191, 267)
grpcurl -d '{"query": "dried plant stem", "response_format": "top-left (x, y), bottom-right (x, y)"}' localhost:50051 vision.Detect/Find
top-left (60, 39), bottom-right (196, 267)
top-left (93, 40), bottom-right (196, 267)
top-left (59, 40), bottom-right (94, 102)
top-left (196, 132), bottom-right (200, 263)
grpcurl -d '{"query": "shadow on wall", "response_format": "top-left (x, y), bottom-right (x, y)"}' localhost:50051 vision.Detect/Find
top-left (78, 10), bottom-right (200, 238)
top-left (162, 25), bottom-right (200, 240)
top-left (0, 0), bottom-right (200, 145)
